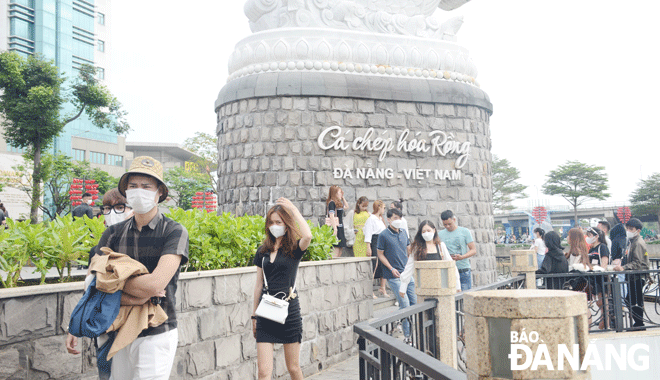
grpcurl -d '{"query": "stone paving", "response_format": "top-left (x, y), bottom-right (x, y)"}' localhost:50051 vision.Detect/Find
top-left (305, 355), bottom-right (359, 380)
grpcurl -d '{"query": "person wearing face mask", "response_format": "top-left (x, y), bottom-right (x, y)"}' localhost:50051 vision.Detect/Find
top-left (376, 208), bottom-right (415, 342)
top-left (399, 221), bottom-right (461, 299)
top-left (614, 218), bottom-right (650, 328)
top-left (438, 210), bottom-right (477, 291)
top-left (100, 188), bottom-right (134, 228)
top-left (252, 198), bottom-right (312, 380)
top-left (535, 231), bottom-right (568, 290)
top-left (390, 199), bottom-right (409, 235)
top-left (72, 192), bottom-right (95, 220)
top-left (66, 187), bottom-right (137, 378)
top-left (87, 156), bottom-right (188, 379)
top-left (586, 227), bottom-right (610, 267)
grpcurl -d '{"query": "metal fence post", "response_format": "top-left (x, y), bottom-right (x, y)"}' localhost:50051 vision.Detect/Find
top-left (611, 274), bottom-right (624, 332)
top-left (358, 336), bottom-right (366, 380)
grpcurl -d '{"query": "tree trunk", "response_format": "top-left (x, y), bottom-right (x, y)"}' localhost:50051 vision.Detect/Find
top-left (30, 139), bottom-right (42, 224)
top-left (574, 205), bottom-right (579, 228)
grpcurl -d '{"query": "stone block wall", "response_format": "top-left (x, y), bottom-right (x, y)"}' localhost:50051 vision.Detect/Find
top-left (0, 258), bottom-right (373, 379)
top-left (215, 95), bottom-right (497, 285)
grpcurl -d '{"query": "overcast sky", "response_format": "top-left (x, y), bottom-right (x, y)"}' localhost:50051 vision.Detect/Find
top-left (110, 1), bottom-right (660, 209)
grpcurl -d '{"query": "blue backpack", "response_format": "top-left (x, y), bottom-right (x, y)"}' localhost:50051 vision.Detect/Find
top-left (68, 277), bottom-right (122, 338)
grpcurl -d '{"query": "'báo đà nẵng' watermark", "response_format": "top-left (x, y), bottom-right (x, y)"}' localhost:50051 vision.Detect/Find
top-left (508, 329), bottom-right (649, 371)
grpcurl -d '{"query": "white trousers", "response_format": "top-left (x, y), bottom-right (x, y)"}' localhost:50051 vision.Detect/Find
top-left (109, 328), bottom-right (178, 380)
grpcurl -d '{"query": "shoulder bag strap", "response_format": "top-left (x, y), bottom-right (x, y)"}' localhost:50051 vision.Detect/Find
top-left (261, 257), bottom-right (269, 290)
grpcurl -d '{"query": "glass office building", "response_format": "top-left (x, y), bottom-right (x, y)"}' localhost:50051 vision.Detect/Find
top-left (2, 0), bottom-right (116, 156)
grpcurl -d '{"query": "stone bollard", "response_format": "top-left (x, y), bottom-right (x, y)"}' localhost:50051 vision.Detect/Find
top-left (510, 249), bottom-right (537, 289)
top-left (464, 289), bottom-right (589, 379)
top-left (414, 260), bottom-right (458, 369)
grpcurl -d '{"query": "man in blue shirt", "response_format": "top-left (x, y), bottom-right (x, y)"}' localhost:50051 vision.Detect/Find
top-left (377, 208), bottom-right (416, 342)
top-left (438, 210), bottom-right (476, 291)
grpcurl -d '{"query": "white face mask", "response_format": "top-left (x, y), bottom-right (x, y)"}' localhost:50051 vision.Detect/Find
top-left (104, 210), bottom-right (125, 226)
top-left (269, 225), bottom-right (286, 238)
top-left (626, 230), bottom-right (637, 239)
top-left (422, 231), bottom-right (435, 242)
top-left (126, 188), bottom-right (158, 214)
top-left (390, 220), bottom-right (404, 230)
top-left (586, 236), bottom-right (596, 245)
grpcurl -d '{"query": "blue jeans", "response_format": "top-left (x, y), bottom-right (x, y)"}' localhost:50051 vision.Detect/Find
top-left (459, 269), bottom-right (472, 291)
top-left (537, 254), bottom-right (545, 269)
top-left (387, 277), bottom-right (417, 338)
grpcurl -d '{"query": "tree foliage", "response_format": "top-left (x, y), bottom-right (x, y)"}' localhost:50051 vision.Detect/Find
top-left (630, 173), bottom-right (660, 221)
top-left (183, 132), bottom-right (218, 190)
top-left (164, 166), bottom-right (213, 210)
top-left (0, 52), bottom-right (129, 223)
top-left (492, 155), bottom-right (527, 212)
top-left (542, 161), bottom-right (609, 225)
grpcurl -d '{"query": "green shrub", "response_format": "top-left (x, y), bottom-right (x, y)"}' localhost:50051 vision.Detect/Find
top-left (0, 210), bottom-right (336, 287)
top-left (0, 215), bottom-right (103, 287)
top-left (165, 209), bottom-right (335, 272)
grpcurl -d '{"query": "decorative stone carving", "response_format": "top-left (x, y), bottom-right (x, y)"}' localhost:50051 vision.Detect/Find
top-left (228, 0), bottom-right (478, 85)
top-left (244, 0), bottom-right (470, 40)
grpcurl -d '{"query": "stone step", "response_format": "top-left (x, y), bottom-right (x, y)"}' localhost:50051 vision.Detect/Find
top-left (372, 285), bottom-right (397, 311)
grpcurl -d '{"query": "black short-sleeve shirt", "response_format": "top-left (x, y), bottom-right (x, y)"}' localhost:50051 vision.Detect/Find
top-left (254, 241), bottom-right (306, 294)
top-left (588, 244), bottom-right (610, 266)
top-left (93, 211), bottom-right (189, 337)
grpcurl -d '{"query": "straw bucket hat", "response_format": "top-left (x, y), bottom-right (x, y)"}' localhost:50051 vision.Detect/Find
top-left (118, 156), bottom-right (168, 203)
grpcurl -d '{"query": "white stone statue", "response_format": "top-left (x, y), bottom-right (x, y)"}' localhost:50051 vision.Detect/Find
top-left (244, 0), bottom-right (471, 41)
top-left (227, 0), bottom-right (479, 86)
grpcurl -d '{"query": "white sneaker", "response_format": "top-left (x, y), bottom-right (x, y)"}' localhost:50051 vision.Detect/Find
top-left (394, 301), bottom-right (399, 307)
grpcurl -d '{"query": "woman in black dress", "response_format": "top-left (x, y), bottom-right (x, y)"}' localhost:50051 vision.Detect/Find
top-left (326, 185), bottom-right (348, 258)
top-left (252, 198), bottom-right (312, 380)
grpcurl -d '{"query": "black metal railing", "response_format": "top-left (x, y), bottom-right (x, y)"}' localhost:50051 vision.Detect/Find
top-left (537, 268), bottom-right (660, 332)
top-left (454, 275), bottom-right (526, 372)
top-left (354, 299), bottom-right (466, 380)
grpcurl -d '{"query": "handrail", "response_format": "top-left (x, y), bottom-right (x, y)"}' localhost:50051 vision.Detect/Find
top-left (354, 299), bottom-right (467, 380)
top-left (354, 322), bottom-right (466, 380)
top-left (367, 299), bottom-right (438, 328)
top-left (455, 275), bottom-right (526, 301)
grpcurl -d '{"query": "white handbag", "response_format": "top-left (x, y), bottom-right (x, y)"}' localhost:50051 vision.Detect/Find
top-left (255, 258), bottom-right (295, 324)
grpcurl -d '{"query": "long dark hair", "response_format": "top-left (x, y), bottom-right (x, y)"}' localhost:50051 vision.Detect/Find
top-left (533, 227), bottom-right (545, 239)
top-left (261, 205), bottom-right (299, 257)
top-left (354, 196), bottom-right (368, 214)
top-left (411, 220), bottom-right (442, 261)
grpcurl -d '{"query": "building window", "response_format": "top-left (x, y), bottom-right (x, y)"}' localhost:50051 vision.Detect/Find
top-left (97, 40), bottom-right (104, 52)
top-left (97, 12), bottom-right (105, 25)
top-left (73, 149), bottom-right (86, 161)
top-left (108, 154), bottom-right (123, 167)
top-left (97, 67), bottom-right (105, 80)
top-left (90, 151), bottom-right (105, 165)
top-left (8, 144), bottom-right (26, 154)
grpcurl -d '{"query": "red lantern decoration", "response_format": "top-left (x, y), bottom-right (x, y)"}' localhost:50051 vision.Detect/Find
top-left (532, 206), bottom-right (548, 225)
top-left (617, 207), bottom-right (632, 223)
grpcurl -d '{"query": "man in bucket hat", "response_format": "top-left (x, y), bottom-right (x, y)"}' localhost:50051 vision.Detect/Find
top-left (88, 156), bottom-right (188, 379)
